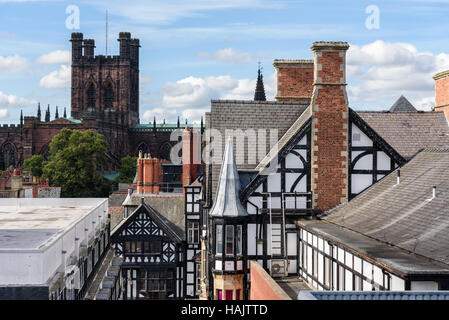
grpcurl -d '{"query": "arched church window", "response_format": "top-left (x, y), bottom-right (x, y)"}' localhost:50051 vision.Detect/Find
top-left (87, 83), bottom-right (95, 109)
top-left (0, 143), bottom-right (17, 171)
top-left (104, 82), bottom-right (114, 109)
top-left (159, 143), bottom-right (172, 161)
top-left (137, 143), bottom-right (150, 157)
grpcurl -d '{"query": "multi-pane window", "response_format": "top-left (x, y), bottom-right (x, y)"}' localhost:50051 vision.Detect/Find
top-left (225, 225), bottom-right (234, 256)
top-left (216, 225), bottom-right (223, 255)
top-left (188, 222), bottom-right (200, 244)
top-left (125, 241), bottom-right (160, 254)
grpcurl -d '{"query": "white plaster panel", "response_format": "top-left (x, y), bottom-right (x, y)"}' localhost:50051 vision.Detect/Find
top-left (391, 275), bottom-right (405, 290)
top-left (351, 123), bottom-right (372, 147)
top-left (267, 173), bottom-right (281, 192)
top-left (377, 151), bottom-right (391, 171)
top-left (353, 154), bottom-right (373, 170)
top-left (285, 152), bottom-right (303, 169)
top-left (345, 270), bottom-right (353, 291)
top-left (354, 256), bottom-right (362, 273)
top-left (287, 233), bottom-right (297, 256)
top-left (351, 174), bottom-right (372, 194)
top-left (247, 224), bottom-right (256, 255)
top-left (363, 260), bottom-right (372, 278)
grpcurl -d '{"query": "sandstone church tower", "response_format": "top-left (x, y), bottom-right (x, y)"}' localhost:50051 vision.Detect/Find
top-left (70, 32), bottom-right (140, 126)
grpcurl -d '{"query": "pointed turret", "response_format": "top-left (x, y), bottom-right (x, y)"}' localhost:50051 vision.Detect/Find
top-left (153, 116), bottom-right (157, 131)
top-left (20, 110), bottom-right (23, 126)
top-left (208, 137), bottom-right (248, 300)
top-left (63, 107), bottom-right (67, 118)
top-left (254, 65), bottom-right (266, 101)
top-left (55, 106), bottom-right (59, 119)
top-left (200, 116), bottom-right (204, 134)
top-left (210, 138), bottom-right (248, 217)
top-left (37, 103), bottom-right (41, 121)
top-left (177, 116), bottom-right (180, 128)
top-left (45, 104), bottom-right (50, 122)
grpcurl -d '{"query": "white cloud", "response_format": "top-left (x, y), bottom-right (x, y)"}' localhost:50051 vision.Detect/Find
top-left (0, 54), bottom-right (29, 73)
top-left (86, 0), bottom-right (285, 25)
top-left (347, 40), bottom-right (449, 109)
top-left (143, 72), bottom-right (274, 122)
top-left (0, 91), bottom-right (35, 109)
top-left (198, 48), bottom-right (266, 64)
top-left (0, 109), bottom-right (7, 119)
top-left (141, 108), bottom-right (178, 122)
top-left (39, 65), bottom-right (71, 89)
top-left (37, 50), bottom-right (71, 64)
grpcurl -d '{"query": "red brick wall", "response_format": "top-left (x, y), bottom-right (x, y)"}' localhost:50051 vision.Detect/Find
top-left (274, 60), bottom-right (314, 102)
top-left (310, 42), bottom-right (349, 212)
top-left (249, 261), bottom-right (291, 300)
top-left (434, 71), bottom-right (449, 121)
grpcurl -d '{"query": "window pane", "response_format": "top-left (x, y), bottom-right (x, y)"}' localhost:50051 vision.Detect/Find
top-left (216, 225), bottom-right (223, 254)
top-left (226, 225), bottom-right (234, 255)
top-left (236, 225), bottom-right (242, 255)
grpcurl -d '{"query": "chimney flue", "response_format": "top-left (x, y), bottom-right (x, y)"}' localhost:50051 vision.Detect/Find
top-left (433, 186), bottom-right (437, 199)
top-left (397, 169), bottom-right (401, 185)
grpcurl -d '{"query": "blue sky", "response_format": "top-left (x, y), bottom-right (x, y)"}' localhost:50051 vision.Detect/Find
top-left (1, 0), bottom-right (449, 124)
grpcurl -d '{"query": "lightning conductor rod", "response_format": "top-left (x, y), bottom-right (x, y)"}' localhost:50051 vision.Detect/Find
top-left (106, 9), bottom-right (108, 55)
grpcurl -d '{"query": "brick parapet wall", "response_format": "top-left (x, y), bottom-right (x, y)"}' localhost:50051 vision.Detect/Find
top-left (249, 261), bottom-right (291, 300)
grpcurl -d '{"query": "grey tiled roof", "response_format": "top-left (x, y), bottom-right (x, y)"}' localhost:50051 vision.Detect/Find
top-left (322, 148), bottom-right (449, 267)
top-left (357, 111), bottom-right (449, 159)
top-left (389, 95), bottom-right (417, 113)
top-left (207, 100), bottom-right (309, 199)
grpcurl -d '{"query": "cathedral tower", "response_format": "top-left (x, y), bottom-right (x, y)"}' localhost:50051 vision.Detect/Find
top-left (70, 32), bottom-right (140, 126)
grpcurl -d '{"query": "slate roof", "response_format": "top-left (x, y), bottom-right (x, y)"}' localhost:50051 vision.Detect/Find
top-left (357, 111), bottom-right (449, 159)
top-left (112, 199), bottom-right (184, 242)
top-left (389, 95), bottom-right (417, 113)
top-left (206, 100), bottom-right (309, 199)
top-left (320, 148), bottom-right (449, 268)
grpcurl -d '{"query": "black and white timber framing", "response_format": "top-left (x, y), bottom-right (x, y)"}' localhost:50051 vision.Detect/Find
top-left (233, 110), bottom-right (405, 278)
top-left (111, 200), bottom-right (184, 300)
top-left (184, 183), bottom-right (203, 298)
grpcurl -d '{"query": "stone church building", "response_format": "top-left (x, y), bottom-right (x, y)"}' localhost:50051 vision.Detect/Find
top-left (0, 32), bottom-right (200, 171)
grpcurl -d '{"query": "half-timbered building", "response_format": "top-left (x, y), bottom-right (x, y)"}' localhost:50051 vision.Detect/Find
top-left (200, 41), bottom-right (449, 298)
top-left (111, 198), bottom-right (185, 299)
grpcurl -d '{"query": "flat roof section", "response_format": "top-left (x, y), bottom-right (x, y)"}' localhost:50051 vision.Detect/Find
top-left (0, 198), bottom-right (107, 251)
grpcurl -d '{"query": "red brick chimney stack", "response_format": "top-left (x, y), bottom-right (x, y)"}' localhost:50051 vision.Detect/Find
top-left (135, 151), bottom-right (162, 194)
top-left (310, 41), bottom-right (350, 212)
top-left (274, 59), bottom-right (314, 102)
top-left (137, 150), bottom-right (144, 194)
top-left (182, 126), bottom-right (202, 194)
top-left (433, 70), bottom-right (449, 121)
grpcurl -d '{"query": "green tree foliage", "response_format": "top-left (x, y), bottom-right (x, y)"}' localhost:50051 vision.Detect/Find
top-left (23, 155), bottom-right (45, 177)
top-left (42, 128), bottom-right (111, 197)
top-left (115, 155), bottom-right (137, 184)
